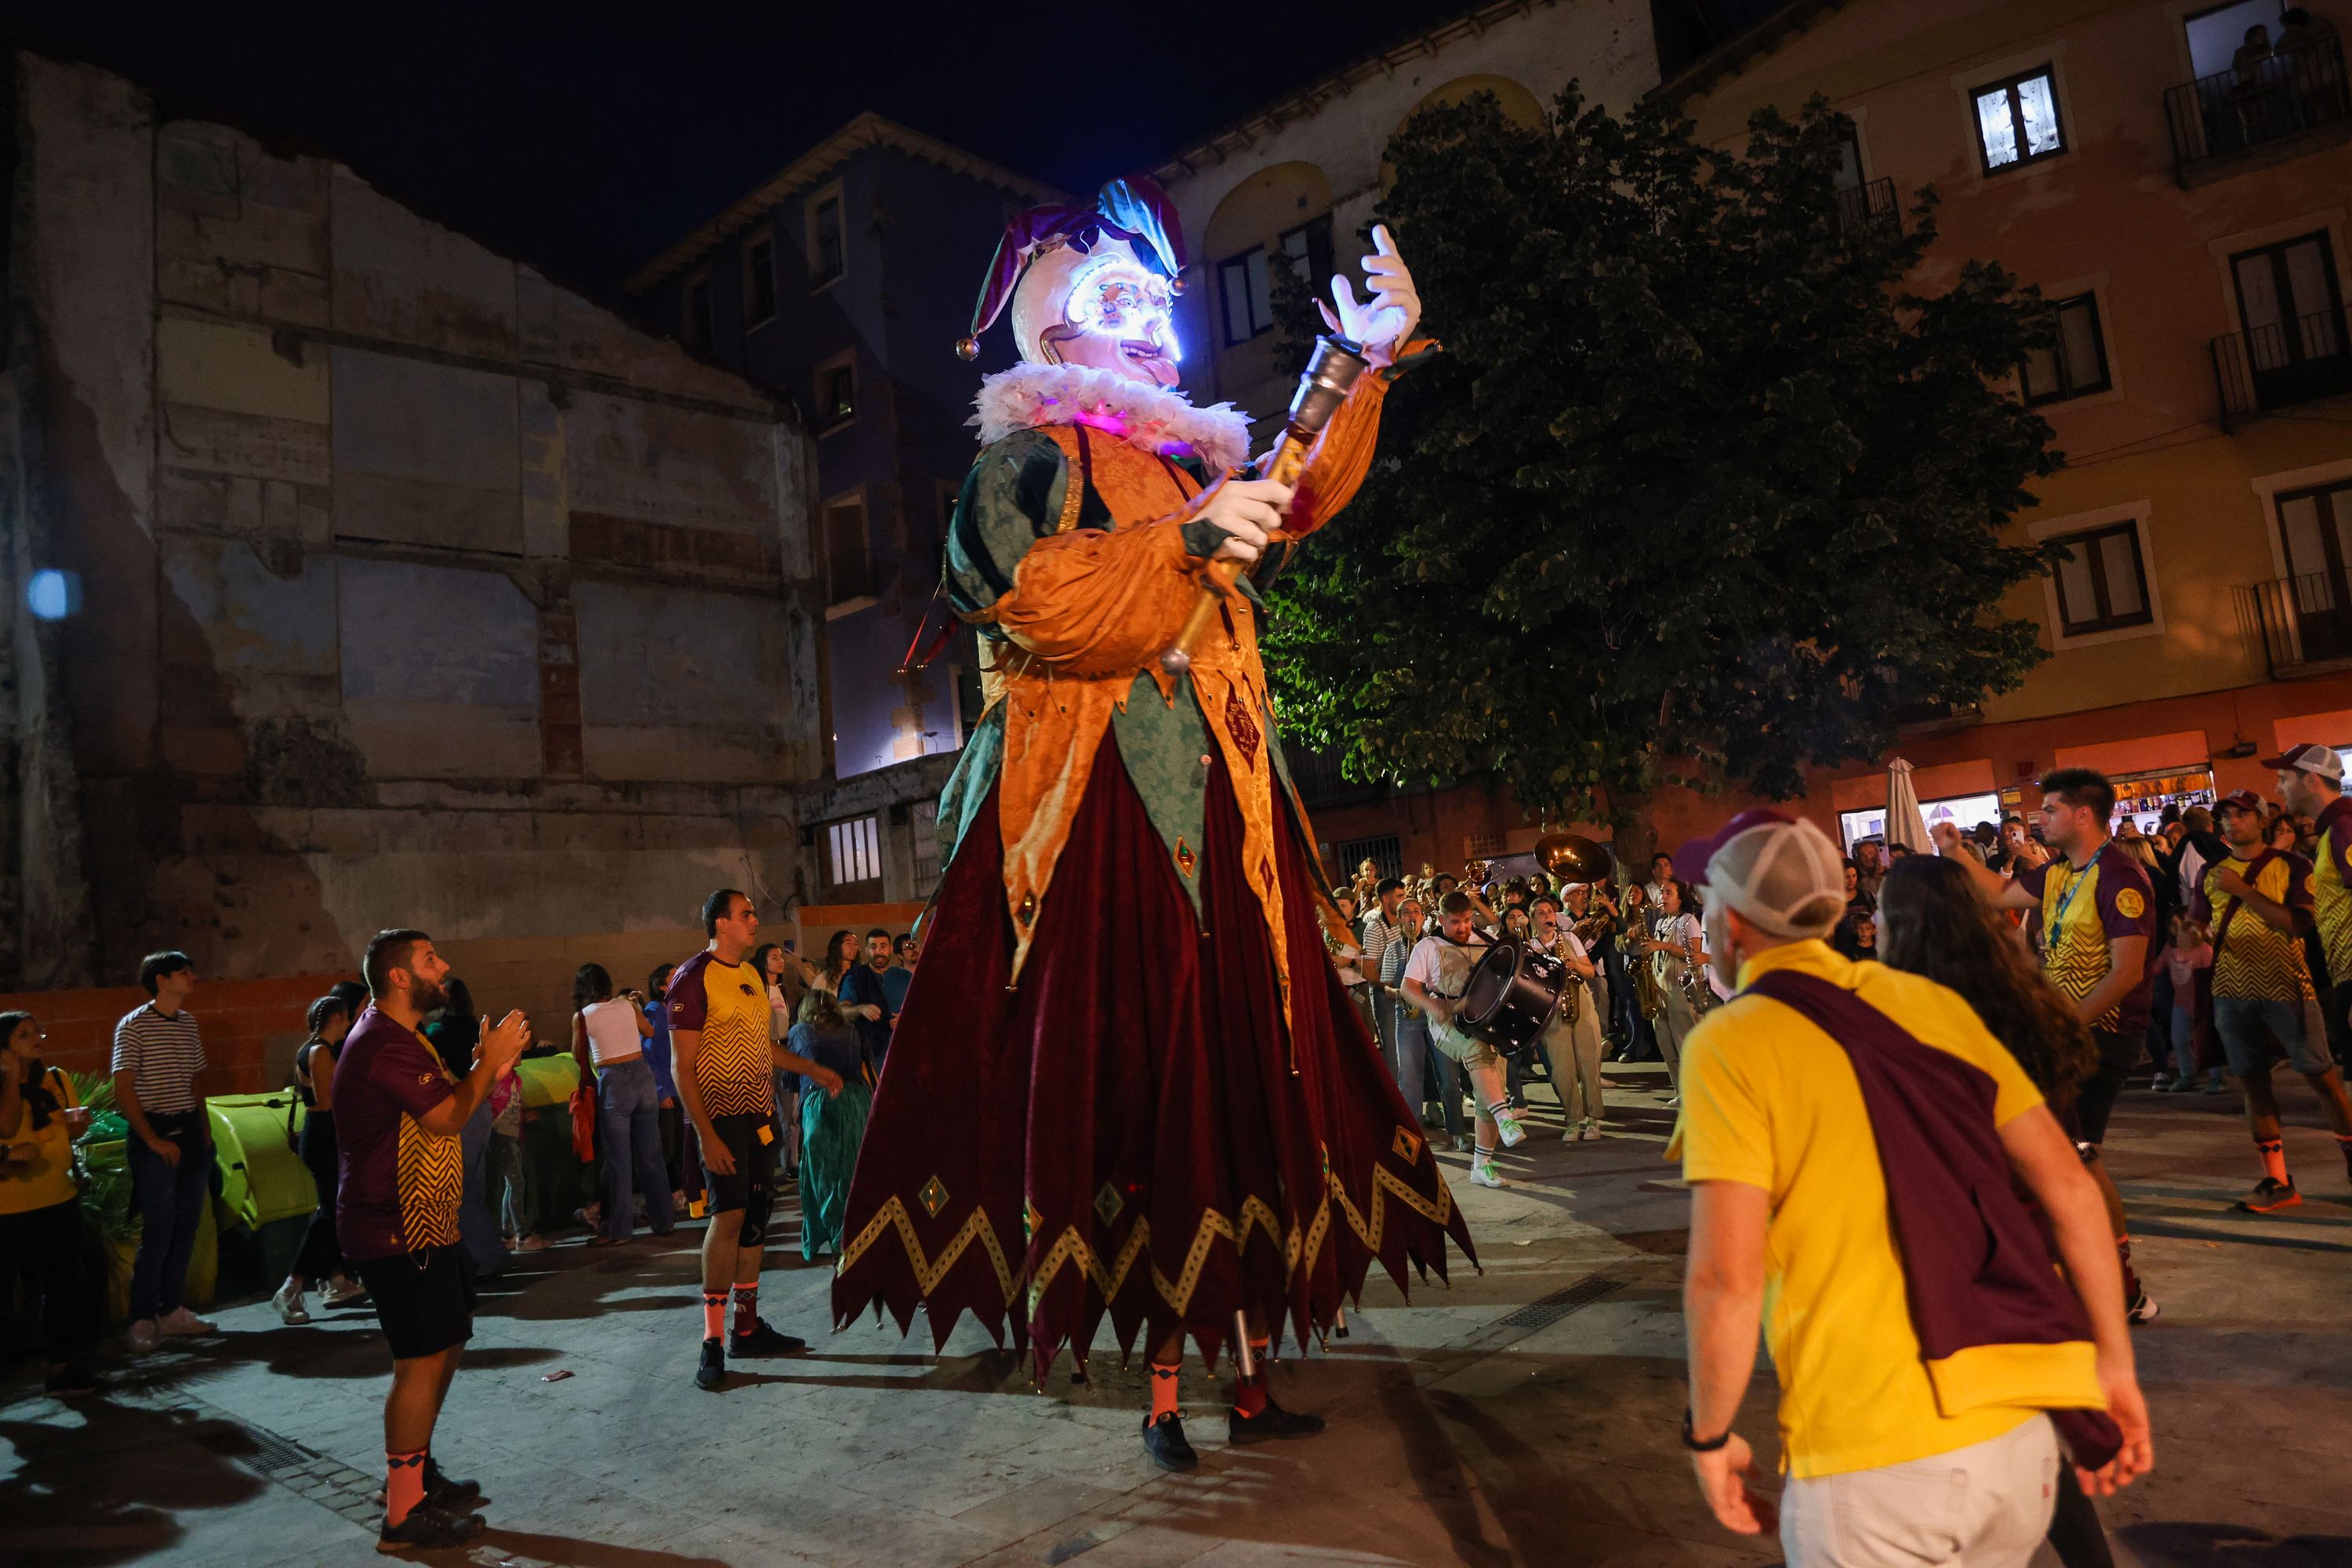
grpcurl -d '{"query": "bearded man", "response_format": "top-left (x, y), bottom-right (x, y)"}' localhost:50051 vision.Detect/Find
top-left (833, 180), bottom-right (1473, 1469)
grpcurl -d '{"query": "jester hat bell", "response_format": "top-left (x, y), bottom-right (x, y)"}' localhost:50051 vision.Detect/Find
top-left (958, 178), bottom-right (1186, 361)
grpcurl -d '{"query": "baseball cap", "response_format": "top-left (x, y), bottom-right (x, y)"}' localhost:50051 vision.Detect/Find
top-left (2215, 788), bottom-right (2265, 816)
top-left (2259, 741), bottom-right (2345, 782)
top-left (1671, 809), bottom-right (1848, 941)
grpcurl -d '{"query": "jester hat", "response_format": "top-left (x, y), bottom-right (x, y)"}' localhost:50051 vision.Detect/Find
top-left (957, 178), bottom-right (1185, 361)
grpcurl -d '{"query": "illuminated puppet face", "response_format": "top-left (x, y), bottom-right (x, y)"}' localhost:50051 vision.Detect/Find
top-left (1037, 250), bottom-right (1181, 387)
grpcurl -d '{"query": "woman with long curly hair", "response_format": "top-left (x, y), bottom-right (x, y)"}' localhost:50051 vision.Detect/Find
top-left (1875, 856), bottom-right (2100, 1112)
top-left (1875, 853), bottom-right (2140, 1568)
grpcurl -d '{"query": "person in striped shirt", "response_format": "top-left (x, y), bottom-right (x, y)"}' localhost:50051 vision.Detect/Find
top-left (113, 950), bottom-right (218, 1350)
top-left (2193, 784), bottom-right (2352, 1212)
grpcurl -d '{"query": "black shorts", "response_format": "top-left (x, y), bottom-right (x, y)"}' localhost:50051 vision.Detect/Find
top-left (353, 1243), bottom-right (476, 1361)
top-left (2325, 979), bottom-right (2352, 1070)
top-left (2074, 1029), bottom-right (2141, 1147)
top-left (702, 1111), bottom-right (776, 1244)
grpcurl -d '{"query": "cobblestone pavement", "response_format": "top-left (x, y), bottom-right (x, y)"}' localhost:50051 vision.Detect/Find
top-left (5, 1064), bottom-right (2349, 1566)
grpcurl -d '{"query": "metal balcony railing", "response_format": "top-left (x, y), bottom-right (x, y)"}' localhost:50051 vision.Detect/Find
top-left (2243, 569), bottom-right (2352, 675)
top-left (1835, 176), bottom-right (1900, 234)
top-left (2211, 304), bottom-right (2352, 423)
top-left (2164, 37), bottom-right (2351, 178)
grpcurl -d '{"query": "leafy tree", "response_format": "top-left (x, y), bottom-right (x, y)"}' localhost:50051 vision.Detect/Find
top-left (1265, 88), bottom-right (2060, 861)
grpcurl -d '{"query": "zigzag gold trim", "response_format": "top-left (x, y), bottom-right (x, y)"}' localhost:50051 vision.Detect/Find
top-left (839, 1144), bottom-right (1456, 1317)
top-left (837, 1196), bottom-right (1020, 1302)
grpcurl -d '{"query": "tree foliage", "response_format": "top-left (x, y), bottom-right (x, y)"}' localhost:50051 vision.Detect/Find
top-left (1265, 88), bottom-right (2061, 840)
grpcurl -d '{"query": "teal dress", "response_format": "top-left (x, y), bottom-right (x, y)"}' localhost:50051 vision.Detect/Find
top-left (790, 1021), bottom-right (870, 1259)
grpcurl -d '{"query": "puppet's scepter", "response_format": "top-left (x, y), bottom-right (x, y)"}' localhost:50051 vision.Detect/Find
top-left (1158, 336), bottom-right (1368, 677)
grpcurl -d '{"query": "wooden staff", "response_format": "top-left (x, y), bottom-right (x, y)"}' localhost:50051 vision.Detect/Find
top-left (1159, 336), bottom-right (1369, 677)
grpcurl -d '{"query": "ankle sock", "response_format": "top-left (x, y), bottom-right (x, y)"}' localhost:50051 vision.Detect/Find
top-left (1149, 1360), bottom-right (1181, 1422)
top-left (1232, 1337), bottom-right (1271, 1417)
top-left (1485, 1096), bottom-right (1514, 1120)
top-left (1474, 1142), bottom-right (1495, 1163)
top-left (2258, 1138), bottom-right (2290, 1185)
top-left (731, 1283), bottom-right (759, 1337)
top-left (385, 1448), bottom-right (426, 1527)
top-left (702, 1291), bottom-right (727, 1342)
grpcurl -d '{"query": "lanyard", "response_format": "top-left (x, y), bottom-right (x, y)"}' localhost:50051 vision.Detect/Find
top-left (2049, 858), bottom-right (2096, 937)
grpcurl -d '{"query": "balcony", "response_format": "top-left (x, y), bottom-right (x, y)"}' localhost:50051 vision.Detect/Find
top-left (2163, 38), bottom-right (2351, 183)
top-left (2242, 570), bottom-right (2352, 677)
top-left (1835, 176), bottom-right (1900, 235)
top-left (2211, 304), bottom-right (2352, 425)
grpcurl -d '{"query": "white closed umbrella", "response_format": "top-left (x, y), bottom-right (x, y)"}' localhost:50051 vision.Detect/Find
top-left (1886, 757), bottom-right (1931, 853)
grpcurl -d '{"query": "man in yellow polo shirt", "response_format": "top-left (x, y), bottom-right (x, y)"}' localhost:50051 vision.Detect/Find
top-left (1670, 811), bottom-right (2151, 1565)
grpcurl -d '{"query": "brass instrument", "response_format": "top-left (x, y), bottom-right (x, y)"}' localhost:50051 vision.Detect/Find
top-left (1533, 833), bottom-right (1614, 887)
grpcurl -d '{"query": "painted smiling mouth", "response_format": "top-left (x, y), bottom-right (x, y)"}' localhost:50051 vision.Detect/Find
top-left (1120, 339), bottom-right (1165, 359)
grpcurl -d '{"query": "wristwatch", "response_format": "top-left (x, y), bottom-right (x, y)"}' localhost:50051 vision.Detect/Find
top-left (1681, 1409), bottom-right (1732, 1453)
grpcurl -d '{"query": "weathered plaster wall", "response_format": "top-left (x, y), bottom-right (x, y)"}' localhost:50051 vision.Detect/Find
top-left (2, 49), bottom-right (824, 992)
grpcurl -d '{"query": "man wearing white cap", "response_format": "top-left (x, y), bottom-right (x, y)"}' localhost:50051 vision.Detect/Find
top-left (2271, 742), bottom-right (2352, 1067)
top-left (1671, 810), bottom-right (2150, 1565)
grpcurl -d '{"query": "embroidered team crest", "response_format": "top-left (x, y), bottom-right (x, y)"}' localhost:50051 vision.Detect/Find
top-left (2114, 888), bottom-right (2146, 920)
top-left (418, 1073), bottom-right (436, 1086)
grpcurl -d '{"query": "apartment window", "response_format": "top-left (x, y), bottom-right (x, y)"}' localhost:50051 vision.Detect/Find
top-left (1218, 248), bottom-right (1274, 344)
top-left (1335, 834), bottom-right (1403, 884)
top-left (1278, 214), bottom-right (1335, 296)
top-left (810, 191), bottom-right (844, 286)
top-left (816, 353), bottom-right (856, 427)
top-left (746, 233), bottom-right (776, 325)
top-left (825, 495), bottom-right (873, 605)
top-left (684, 274), bottom-right (713, 352)
top-left (827, 815), bottom-right (881, 888)
top-left (910, 800), bottom-right (942, 895)
top-left (2049, 521), bottom-right (2152, 636)
top-left (2019, 292), bottom-right (2111, 405)
top-left (1973, 65), bottom-right (2066, 171)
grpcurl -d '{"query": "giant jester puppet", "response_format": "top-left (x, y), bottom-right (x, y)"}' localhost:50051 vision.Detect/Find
top-left (832, 179), bottom-right (1475, 1469)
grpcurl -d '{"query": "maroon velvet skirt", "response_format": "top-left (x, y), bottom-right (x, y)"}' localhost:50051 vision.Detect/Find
top-left (832, 734), bottom-right (1475, 1377)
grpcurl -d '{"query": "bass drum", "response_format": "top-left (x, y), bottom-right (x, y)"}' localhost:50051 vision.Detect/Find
top-left (1457, 938), bottom-right (1568, 1058)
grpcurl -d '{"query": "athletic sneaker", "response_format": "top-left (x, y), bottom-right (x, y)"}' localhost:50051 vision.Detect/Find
top-left (1470, 1158), bottom-right (1503, 1189)
top-left (2201, 1076), bottom-right (2229, 1094)
top-left (270, 1279), bottom-right (310, 1325)
top-left (1228, 1395), bottom-right (1326, 1443)
top-left (2238, 1177), bottom-right (2303, 1214)
top-left (1493, 1106), bottom-right (1528, 1149)
top-left (1582, 1119), bottom-right (1602, 1142)
top-left (728, 1319), bottom-right (808, 1358)
top-left (695, 1336), bottom-right (727, 1391)
top-left (377, 1501), bottom-right (483, 1554)
top-left (1142, 1412), bottom-right (1197, 1471)
top-left (2125, 1290), bottom-right (2160, 1325)
top-left (125, 1319), bottom-right (158, 1352)
top-left (321, 1276), bottom-right (369, 1308)
top-left (157, 1306), bottom-right (216, 1336)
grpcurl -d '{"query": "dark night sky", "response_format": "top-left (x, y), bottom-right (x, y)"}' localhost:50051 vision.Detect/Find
top-left (5, 1), bottom-right (1479, 294)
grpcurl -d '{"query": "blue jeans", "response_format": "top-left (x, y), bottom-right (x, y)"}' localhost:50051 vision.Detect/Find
top-left (597, 1058), bottom-right (676, 1240)
top-left (127, 1113), bottom-right (213, 1322)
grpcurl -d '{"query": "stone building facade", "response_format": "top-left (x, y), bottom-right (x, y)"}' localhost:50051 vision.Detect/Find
top-left (0, 49), bottom-right (825, 1000)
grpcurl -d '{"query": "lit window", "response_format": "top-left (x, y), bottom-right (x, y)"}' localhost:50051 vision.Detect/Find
top-left (2049, 522), bottom-right (2152, 637)
top-left (828, 816), bottom-right (880, 887)
top-left (1218, 248), bottom-right (1273, 344)
top-left (818, 357), bottom-right (855, 426)
top-left (811, 194), bottom-right (844, 285)
top-left (2019, 292), bottom-right (2111, 405)
top-left (1974, 66), bottom-right (2066, 171)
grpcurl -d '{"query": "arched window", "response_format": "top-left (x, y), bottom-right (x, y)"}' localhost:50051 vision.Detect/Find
top-left (1203, 162), bottom-right (1336, 350)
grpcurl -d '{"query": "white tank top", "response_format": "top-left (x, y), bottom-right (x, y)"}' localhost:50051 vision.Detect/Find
top-left (583, 998), bottom-right (643, 1066)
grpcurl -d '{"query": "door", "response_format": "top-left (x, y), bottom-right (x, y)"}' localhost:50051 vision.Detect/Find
top-left (2233, 232), bottom-right (2350, 408)
top-left (2278, 481), bottom-right (2352, 662)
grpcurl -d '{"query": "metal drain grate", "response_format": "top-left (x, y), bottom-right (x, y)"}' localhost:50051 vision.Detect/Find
top-left (1496, 1274), bottom-right (1622, 1330)
top-left (197, 1421), bottom-right (318, 1475)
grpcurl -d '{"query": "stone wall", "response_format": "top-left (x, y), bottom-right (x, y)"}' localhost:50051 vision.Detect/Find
top-left (0, 50), bottom-right (826, 993)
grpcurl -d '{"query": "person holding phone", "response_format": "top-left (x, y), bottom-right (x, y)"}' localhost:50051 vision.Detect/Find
top-left (336, 929), bottom-right (532, 1552)
top-left (1, 1010), bottom-right (99, 1394)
